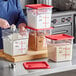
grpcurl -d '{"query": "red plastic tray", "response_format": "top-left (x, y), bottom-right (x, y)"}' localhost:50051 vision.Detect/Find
top-left (23, 61), bottom-right (50, 69)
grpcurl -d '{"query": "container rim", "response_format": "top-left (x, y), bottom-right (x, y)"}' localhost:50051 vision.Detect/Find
top-left (25, 4), bottom-right (53, 9)
top-left (45, 34), bottom-right (74, 40)
top-left (25, 26), bottom-right (53, 31)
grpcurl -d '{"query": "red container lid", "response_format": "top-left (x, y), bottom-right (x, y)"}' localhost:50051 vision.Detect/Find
top-left (25, 4), bottom-right (53, 9)
top-left (25, 26), bottom-right (53, 31)
top-left (45, 34), bottom-right (74, 40)
top-left (23, 61), bottom-right (50, 69)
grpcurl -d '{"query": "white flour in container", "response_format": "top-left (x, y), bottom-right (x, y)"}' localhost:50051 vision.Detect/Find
top-left (3, 31), bottom-right (28, 56)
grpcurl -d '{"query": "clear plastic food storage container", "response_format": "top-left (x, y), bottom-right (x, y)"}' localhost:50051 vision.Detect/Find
top-left (25, 4), bottom-right (53, 29)
top-left (26, 26), bottom-right (53, 51)
top-left (46, 34), bottom-right (74, 62)
top-left (2, 28), bottom-right (29, 56)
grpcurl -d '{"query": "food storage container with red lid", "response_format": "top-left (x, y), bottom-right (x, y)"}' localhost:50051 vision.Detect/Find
top-left (46, 34), bottom-right (74, 62)
top-left (26, 26), bottom-right (53, 51)
top-left (25, 4), bottom-right (53, 29)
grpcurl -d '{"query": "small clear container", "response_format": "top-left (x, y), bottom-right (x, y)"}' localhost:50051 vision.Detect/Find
top-left (25, 4), bottom-right (53, 29)
top-left (46, 34), bottom-right (74, 62)
top-left (2, 28), bottom-right (29, 56)
top-left (26, 26), bottom-right (53, 51)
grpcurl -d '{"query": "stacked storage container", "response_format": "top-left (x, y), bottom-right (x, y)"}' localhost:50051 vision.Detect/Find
top-left (26, 4), bottom-right (53, 29)
top-left (26, 26), bottom-right (53, 51)
top-left (25, 4), bottom-right (53, 51)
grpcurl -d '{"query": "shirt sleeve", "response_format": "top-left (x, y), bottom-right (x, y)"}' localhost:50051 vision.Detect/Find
top-left (16, 0), bottom-right (27, 27)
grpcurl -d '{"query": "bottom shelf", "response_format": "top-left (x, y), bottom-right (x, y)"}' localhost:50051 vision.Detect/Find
top-left (0, 50), bottom-right (48, 62)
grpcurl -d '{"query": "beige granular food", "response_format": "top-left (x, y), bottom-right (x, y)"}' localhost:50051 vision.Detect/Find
top-left (47, 43), bottom-right (72, 62)
top-left (28, 32), bottom-right (47, 51)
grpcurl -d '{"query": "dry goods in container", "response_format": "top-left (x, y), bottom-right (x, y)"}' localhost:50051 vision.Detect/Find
top-left (26, 26), bottom-right (52, 51)
top-left (2, 25), bottom-right (29, 56)
top-left (25, 4), bottom-right (53, 29)
top-left (46, 34), bottom-right (74, 62)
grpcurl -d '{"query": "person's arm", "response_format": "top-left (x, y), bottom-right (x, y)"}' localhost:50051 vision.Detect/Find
top-left (16, 0), bottom-right (27, 27)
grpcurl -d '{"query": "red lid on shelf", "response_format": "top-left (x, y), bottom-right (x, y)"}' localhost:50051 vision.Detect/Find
top-left (23, 61), bottom-right (50, 69)
top-left (25, 26), bottom-right (53, 31)
top-left (45, 34), bottom-right (74, 40)
top-left (25, 4), bottom-right (53, 9)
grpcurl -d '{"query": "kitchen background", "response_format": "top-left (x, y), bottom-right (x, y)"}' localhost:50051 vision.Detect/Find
top-left (20, 0), bottom-right (76, 43)
top-left (20, 0), bottom-right (76, 10)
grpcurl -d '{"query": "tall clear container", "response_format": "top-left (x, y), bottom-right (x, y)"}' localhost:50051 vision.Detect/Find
top-left (46, 34), bottom-right (74, 62)
top-left (26, 26), bottom-right (53, 51)
top-left (25, 4), bottom-right (53, 29)
top-left (2, 27), bottom-right (29, 56)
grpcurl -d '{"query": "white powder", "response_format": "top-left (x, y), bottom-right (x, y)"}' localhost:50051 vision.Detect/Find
top-left (3, 31), bottom-right (29, 56)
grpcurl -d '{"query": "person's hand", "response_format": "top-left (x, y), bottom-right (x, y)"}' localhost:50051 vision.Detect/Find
top-left (0, 18), bottom-right (10, 29)
top-left (18, 23), bottom-right (26, 35)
